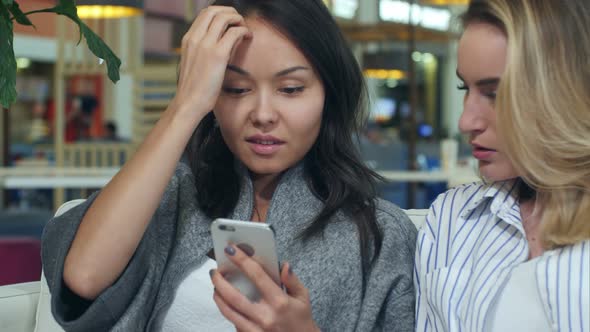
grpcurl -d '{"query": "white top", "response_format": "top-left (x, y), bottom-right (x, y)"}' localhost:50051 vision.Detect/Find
top-left (415, 180), bottom-right (590, 332)
top-left (488, 257), bottom-right (551, 332)
top-left (160, 258), bottom-right (234, 331)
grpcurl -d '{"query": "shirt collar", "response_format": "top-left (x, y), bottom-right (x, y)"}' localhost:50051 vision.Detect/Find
top-left (460, 179), bottom-right (520, 219)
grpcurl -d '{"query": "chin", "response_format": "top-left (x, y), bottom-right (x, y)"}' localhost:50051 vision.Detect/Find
top-left (243, 159), bottom-right (290, 177)
top-left (478, 161), bottom-right (518, 182)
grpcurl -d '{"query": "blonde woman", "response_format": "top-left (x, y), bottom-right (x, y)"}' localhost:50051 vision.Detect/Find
top-left (414, 0), bottom-right (590, 331)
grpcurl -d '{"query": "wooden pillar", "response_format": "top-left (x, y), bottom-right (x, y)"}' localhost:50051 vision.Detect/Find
top-left (54, 16), bottom-right (66, 209)
top-left (406, 0), bottom-right (419, 209)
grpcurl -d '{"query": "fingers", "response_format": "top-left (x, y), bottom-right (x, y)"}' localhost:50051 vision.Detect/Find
top-left (174, 4), bottom-right (251, 112)
top-left (213, 288), bottom-right (263, 332)
top-left (224, 244), bottom-right (284, 301)
top-left (218, 26), bottom-right (252, 61)
top-left (179, 6), bottom-right (251, 74)
top-left (203, 13), bottom-right (248, 44)
top-left (210, 269), bottom-right (260, 319)
top-left (184, 6), bottom-right (238, 45)
top-left (183, 12), bottom-right (247, 51)
top-left (280, 262), bottom-right (309, 301)
top-left (212, 255), bottom-right (317, 332)
top-left (211, 269), bottom-right (275, 331)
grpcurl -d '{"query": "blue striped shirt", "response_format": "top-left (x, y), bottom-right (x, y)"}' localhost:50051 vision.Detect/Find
top-left (415, 180), bottom-right (590, 332)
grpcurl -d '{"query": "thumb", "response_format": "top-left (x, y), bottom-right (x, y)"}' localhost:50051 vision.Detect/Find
top-left (280, 262), bottom-right (308, 300)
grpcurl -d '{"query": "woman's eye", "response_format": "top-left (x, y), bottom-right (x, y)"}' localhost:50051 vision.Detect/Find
top-left (222, 87), bottom-right (249, 95)
top-left (485, 91), bottom-right (497, 100)
top-left (456, 83), bottom-right (468, 91)
top-left (280, 86), bottom-right (305, 94)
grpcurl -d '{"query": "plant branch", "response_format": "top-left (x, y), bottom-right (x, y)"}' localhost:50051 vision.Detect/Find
top-left (10, 8), bottom-right (54, 20)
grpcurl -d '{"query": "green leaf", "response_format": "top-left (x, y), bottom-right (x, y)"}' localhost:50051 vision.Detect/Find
top-left (47, 0), bottom-right (121, 83)
top-left (8, 2), bottom-right (34, 26)
top-left (80, 23), bottom-right (121, 83)
top-left (0, 0), bottom-right (121, 108)
top-left (0, 4), bottom-right (17, 108)
top-left (51, 0), bottom-right (82, 43)
top-left (54, 0), bottom-right (78, 19)
top-left (0, 2), bottom-right (9, 19)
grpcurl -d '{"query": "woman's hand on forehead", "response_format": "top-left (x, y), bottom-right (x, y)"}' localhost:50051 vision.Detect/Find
top-left (171, 6), bottom-right (252, 122)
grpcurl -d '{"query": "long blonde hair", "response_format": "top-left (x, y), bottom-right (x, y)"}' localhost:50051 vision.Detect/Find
top-left (462, 0), bottom-right (590, 249)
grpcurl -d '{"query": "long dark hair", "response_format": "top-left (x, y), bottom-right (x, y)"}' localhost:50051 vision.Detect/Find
top-left (186, 0), bottom-right (384, 268)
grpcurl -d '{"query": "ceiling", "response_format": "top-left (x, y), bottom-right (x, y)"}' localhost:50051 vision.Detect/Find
top-left (340, 21), bottom-right (457, 43)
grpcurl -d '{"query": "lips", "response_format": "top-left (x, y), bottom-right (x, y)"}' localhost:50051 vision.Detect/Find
top-left (247, 139), bottom-right (279, 145)
top-left (246, 135), bottom-right (285, 156)
top-left (471, 143), bottom-right (496, 160)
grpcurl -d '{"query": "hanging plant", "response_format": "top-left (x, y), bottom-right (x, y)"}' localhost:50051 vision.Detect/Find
top-left (0, 0), bottom-right (121, 108)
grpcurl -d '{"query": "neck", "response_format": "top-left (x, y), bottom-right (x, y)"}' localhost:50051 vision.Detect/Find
top-left (252, 173), bottom-right (281, 200)
top-left (250, 172), bottom-right (281, 222)
top-left (519, 197), bottom-right (544, 259)
top-left (518, 178), bottom-right (536, 201)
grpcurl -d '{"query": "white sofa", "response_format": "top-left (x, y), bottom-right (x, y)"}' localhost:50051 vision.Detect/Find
top-left (0, 199), bottom-right (85, 332)
top-left (0, 201), bottom-right (427, 332)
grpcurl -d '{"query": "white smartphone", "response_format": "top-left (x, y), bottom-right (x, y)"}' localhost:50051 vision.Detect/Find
top-left (210, 218), bottom-right (281, 302)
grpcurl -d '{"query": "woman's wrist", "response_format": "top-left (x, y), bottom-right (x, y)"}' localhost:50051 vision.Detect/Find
top-left (166, 97), bottom-right (209, 130)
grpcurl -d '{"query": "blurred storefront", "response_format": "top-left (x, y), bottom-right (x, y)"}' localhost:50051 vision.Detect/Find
top-left (3, 0), bottom-right (476, 212)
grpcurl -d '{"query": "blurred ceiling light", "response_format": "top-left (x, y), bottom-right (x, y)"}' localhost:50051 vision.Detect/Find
top-left (379, 0), bottom-right (451, 31)
top-left (412, 51), bottom-right (423, 62)
top-left (422, 52), bottom-right (436, 63)
top-left (77, 0), bottom-right (143, 19)
top-left (332, 0), bottom-right (359, 19)
top-left (16, 57), bottom-right (31, 69)
top-left (364, 69), bottom-right (406, 80)
top-left (386, 78), bottom-right (399, 88)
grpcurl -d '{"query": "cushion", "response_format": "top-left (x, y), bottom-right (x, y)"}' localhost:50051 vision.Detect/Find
top-left (404, 209), bottom-right (428, 229)
top-left (0, 281), bottom-right (39, 332)
top-left (34, 200), bottom-right (85, 332)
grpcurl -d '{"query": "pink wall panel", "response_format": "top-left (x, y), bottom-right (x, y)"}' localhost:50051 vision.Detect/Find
top-left (194, 0), bottom-right (210, 12)
top-left (144, 0), bottom-right (210, 18)
top-left (144, 17), bottom-right (173, 53)
top-left (145, 0), bottom-right (188, 18)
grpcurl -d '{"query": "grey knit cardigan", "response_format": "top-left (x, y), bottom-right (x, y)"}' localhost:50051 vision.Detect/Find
top-left (42, 161), bottom-right (417, 331)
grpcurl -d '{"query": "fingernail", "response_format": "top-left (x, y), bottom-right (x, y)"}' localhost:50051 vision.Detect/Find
top-left (288, 265), bottom-right (293, 275)
top-left (225, 245), bottom-right (236, 256)
top-left (209, 269), bottom-right (215, 278)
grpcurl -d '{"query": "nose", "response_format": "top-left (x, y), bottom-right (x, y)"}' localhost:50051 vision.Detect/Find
top-left (249, 91), bottom-right (279, 130)
top-left (458, 92), bottom-right (487, 135)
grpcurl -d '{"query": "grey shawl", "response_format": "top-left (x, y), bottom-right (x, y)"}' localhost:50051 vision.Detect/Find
top-left (42, 161), bottom-right (417, 331)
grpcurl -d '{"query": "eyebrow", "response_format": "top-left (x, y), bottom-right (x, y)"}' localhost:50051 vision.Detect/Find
top-left (227, 65), bottom-right (310, 77)
top-left (456, 70), bottom-right (500, 87)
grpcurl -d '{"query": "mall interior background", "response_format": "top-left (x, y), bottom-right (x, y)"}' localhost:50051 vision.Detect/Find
top-left (0, 0), bottom-right (476, 285)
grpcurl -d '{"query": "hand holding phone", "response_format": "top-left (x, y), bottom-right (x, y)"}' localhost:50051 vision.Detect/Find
top-left (210, 218), bottom-right (281, 302)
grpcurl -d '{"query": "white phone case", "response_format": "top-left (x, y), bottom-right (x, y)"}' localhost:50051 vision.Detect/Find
top-left (210, 218), bottom-right (281, 302)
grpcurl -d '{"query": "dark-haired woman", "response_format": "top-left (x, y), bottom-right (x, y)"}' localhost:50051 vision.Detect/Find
top-left (42, 0), bottom-right (417, 331)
